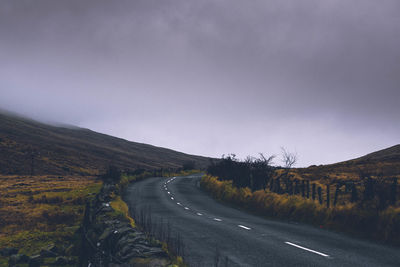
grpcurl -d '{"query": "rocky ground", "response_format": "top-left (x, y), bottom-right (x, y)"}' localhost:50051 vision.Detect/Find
top-left (1, 244), bottom-right (76, 266)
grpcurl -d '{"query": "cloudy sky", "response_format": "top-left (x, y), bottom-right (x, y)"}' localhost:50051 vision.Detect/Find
top-left (1, 0), bottom-right (399, 166)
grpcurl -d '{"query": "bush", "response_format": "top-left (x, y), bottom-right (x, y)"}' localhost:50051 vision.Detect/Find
top-left (182, 161), bottom-right (195, 171)
top-left (102, 165), bottom-right (121, 183)
top-left (207, 154), bottom-right (275, 191)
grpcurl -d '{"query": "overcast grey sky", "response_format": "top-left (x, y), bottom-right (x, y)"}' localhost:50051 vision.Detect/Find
top-left (1, 0), bottom-right (399, 166)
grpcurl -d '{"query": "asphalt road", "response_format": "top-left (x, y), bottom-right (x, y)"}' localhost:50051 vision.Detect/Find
top-left (124, 174), bottom-right (400, 266)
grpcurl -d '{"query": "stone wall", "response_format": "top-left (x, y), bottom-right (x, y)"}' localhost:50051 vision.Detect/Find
top-left (80, 183), bottom-right (171, 267)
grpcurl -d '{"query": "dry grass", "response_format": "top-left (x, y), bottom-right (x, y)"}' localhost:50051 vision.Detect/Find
top-left (0, 175), bottom-right (102, 256)
top-left (201, 175), bottom-right (400, 244)
top-left (110, 195), bottom-right (135, 228)
top-left (292, 162), bottom-right (400, 183)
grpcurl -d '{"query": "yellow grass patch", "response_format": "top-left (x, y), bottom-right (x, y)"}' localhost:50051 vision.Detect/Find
top-left (110, 196), bottom-right (135, 228)
top-left (0, 175), bottom-right (102, 256)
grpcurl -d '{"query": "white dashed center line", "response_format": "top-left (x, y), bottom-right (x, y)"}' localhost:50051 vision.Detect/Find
top-left (285, 242), bottom-right (329, 257)
top-left (163, 179), bottom-right (229, 224)
top-left (238, 225), bottom-right (251, 230)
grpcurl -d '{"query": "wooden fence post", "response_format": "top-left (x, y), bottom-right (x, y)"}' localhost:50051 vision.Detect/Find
top-left (294, 180), bottom-right (299, 195)
top-left (390, 178), bottom-right (397, 205)
top-left (334, 184), bottom-right (341, 206)
top-left (312, 184), bottom-right (316, 200)
top-left (276, 177), bottom-right (281, 193)
top-left (288, 180), bottom-right (293, 195)
top-left (345, 183), bottom-right (350, 193)
top-left (363, 176), bottom-right (375, 201)
top-left (318, 186), bottom-right (322, 204)
top-left (351, 183), bottom-right (358, 203)
top-left (326, 184), bottom-right (330, 208)
top-left (306, 180), bottom-right (310, 199)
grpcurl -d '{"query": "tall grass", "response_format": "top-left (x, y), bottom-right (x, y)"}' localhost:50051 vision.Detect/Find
top-left (201, 175), bottom-right (400, 244)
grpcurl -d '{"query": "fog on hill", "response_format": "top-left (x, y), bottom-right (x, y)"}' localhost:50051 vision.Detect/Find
top-left (0, 0), bottom-right (399, 166)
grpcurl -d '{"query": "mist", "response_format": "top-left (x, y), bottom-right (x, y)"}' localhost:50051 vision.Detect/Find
top-left (1, 0), bottom-right (399, 166)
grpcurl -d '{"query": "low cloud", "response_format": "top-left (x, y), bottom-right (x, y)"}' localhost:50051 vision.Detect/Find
top-left (1, 0), bottom-right (399, 166)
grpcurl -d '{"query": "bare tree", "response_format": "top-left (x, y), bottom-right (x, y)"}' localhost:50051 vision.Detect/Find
top-left (281, 147), bottom-right (297, 169)
top-left (280, 147), bottom-right (298, 191)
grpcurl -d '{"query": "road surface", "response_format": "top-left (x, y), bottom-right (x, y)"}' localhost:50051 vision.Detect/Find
top-left (124, 174), bottom-right (400, 266)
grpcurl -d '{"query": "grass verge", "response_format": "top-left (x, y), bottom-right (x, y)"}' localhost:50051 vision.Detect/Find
top-left (115, 170), bottom-right (197, 267)
top-left (201, 174), bottom-right (400, 244)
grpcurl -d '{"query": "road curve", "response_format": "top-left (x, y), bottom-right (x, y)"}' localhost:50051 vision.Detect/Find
top-left (123, 174), bottom-right (400, 267)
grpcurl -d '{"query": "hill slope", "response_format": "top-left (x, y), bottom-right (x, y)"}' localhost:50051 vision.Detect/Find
top-left (350, 144), bottom-right (400, 163)
top-left (298, 144), bottom-right (400, 181)
top-left (0, 111), bottom-right (211, 175)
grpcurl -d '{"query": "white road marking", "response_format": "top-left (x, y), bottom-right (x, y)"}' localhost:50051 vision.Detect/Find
top-left (177, 202), bottom-right (182, 205)
top-left (165, 188), bottom-right (168, 190)
top-left (184, 207), bottom-right (190, 210)
top-left (213, 218), bottom-right (222, 222)
top-left (196, 213), bottom-right (203, 216)
top-left (167, 192), bottom-right (170, 194)
top-left (238, 225), bottom-right (251, 230)
top-left (171, 197), bottom-right (174, 200)
top-left (285, 242), bottom-right (329, 257)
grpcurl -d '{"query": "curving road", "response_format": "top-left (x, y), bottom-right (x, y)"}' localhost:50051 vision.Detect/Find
top-left (123, 174), bottom-right (400, 267)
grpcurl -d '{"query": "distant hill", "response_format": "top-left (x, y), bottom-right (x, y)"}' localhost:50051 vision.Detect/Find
top-left (0, 111), bottom-right (212, 175)
top-left (299, 145), bottom-right (400, 181)
top-left (349, 145), bottom-right (400, 163)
